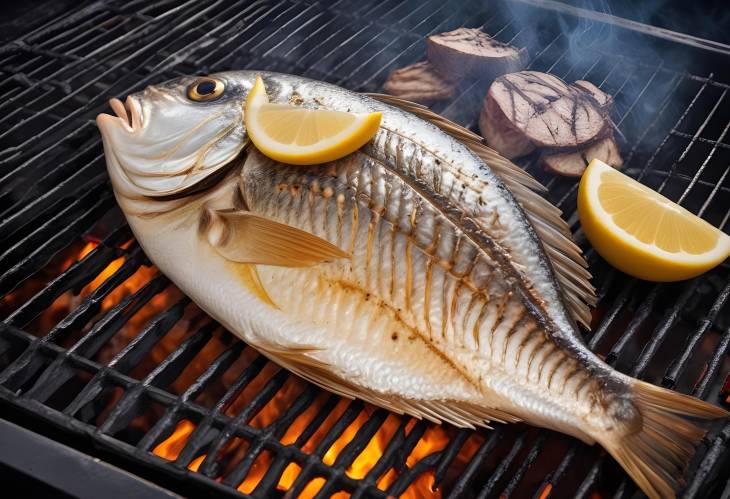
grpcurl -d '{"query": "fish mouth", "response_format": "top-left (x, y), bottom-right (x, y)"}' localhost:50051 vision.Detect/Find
top-left (106, 95), bottom-right (142, 131)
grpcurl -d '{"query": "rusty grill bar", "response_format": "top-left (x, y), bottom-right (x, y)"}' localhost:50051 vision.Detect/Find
top-left (1, 0), bottom-right (729, 497)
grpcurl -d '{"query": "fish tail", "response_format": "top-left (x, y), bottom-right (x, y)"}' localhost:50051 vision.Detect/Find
top-left (599, 380), bottom-right (728, 499)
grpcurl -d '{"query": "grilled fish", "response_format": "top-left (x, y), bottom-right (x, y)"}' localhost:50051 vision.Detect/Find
top-left (97, 71), bottom-right (728, 499)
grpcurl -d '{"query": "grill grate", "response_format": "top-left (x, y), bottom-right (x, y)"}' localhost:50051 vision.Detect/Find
top-left (2, 0), bottom-right (730, 498)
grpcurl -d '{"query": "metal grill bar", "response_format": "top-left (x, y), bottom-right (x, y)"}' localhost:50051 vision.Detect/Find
top-left (1, 0), bottom-right (729, 498)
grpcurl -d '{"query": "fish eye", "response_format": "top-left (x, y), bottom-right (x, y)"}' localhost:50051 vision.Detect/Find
top-left (188, 77), bottom-right (224, 101)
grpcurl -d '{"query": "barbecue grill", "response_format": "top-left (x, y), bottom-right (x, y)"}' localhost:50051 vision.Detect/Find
top-left (1, 0), bottom-right (729, 497)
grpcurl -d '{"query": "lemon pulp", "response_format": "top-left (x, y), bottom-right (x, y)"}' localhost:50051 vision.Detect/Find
top-left (245, 76), bottom-right (382, 165)
top-left (578, 159), bottom-right (730, 281)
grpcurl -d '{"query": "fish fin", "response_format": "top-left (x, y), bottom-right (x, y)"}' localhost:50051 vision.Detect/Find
top-left (232, 263), bottom-right (277, 308)
top-left (205, 208), bottom-right (349, 267)
top-left (365, 93), bottom-right (596, 329)
top-left (599, 380), bottom-right (729, 499)
top-left (256, 344), bottom-right (519, 429)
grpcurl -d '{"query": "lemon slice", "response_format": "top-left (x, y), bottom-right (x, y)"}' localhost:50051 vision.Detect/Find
top-left (244, 76), bottom-right (382, 165)
top-left (578, 159), bottom-right (730, 281)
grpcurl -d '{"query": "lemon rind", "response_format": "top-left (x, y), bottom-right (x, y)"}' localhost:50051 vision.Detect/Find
top-left (582, 160), bottom-right (730, 266)
top-left (244, 76), bottom-right (382, 165)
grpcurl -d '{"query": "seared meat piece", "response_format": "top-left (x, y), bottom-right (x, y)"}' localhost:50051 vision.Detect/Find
top-left (382, 61), bottom-right (457, 104)
top-left (479, 93), bottom-right (536, 158)
top-left (542, 135), bottom-right (623, 177)
top-left (427, 28), bottom-right (528, 81)
top-left (479, 71), bottom-right (611, 158)
top-left (573, 80), bottom-right (613, 109)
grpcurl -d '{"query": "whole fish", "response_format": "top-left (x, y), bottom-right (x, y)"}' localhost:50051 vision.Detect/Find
top-left (97, 71), bottom-right (727, 499)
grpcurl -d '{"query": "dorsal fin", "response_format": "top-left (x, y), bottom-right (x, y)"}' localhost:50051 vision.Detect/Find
top-left (365, 93), bottom-right (596, 329)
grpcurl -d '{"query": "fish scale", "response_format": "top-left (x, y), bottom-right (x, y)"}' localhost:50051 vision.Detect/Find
top-left (98, 70), bottom-right (729, 499)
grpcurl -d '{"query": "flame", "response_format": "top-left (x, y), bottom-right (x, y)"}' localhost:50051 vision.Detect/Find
top-left (3, 238), bottom-right (473, 496)
top-left (8, 238), bottom-right (183, 349)
top-left (151, 379), bottom-right (469, 498)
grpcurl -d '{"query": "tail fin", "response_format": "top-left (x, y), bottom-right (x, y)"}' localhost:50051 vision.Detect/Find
top-left (600, 381), bottom-right (728, 499)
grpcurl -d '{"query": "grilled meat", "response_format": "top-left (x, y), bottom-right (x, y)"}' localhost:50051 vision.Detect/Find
top-left (382, 61), bottom-right (457, 104)
top-left (427, 28), bottom-right (528, 81)
top-left (573, 79), bottom-right (613, 109)
top-left (479, 71), bottom-right (612, 158)
top-left (542, 135), bottom-right (623, 176)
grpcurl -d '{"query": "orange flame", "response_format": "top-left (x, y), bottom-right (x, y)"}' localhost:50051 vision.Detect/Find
top-left (4, 238), bottom-right (470, 497)
top-left (151, 379), bottom-right (465, 498)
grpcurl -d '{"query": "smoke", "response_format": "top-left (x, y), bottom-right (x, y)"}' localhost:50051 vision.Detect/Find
top-left (503, 0), bottom-right (665, 71)
top-left (503, 0), bottom-right (729, 73)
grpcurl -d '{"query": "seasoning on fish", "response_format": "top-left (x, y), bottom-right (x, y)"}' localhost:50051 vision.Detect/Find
top-left (383, 61), bottom-right (458, 104)
top-left (479, 71), bottom-right (612, 158)
top-left (97, 71), bottom-right (728, 499)
top-left (427, 28), bottom-right (528, 81)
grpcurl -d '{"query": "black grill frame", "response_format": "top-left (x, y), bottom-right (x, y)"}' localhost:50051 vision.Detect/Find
top-left (1, 0), bottom-right (729, 498)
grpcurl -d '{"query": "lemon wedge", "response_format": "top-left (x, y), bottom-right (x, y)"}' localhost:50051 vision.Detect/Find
top-left (244, 76), bottom-right (382, 165)
top-left (578, 159), bottom-right (730, 281)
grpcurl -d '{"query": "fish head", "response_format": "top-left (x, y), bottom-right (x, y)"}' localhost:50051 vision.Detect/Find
top-left (97, 72), bottom-right (258, 201)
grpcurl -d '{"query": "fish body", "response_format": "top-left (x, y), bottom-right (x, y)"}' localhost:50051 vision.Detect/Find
top-left (97, 71), bottom-right (727, 498)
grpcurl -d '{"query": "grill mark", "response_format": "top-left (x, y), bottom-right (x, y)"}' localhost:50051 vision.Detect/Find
top-left (322, 188), bottom-right (330, 239)
top-left (405, 237), bottom-right (413, 312)
top-left (441, 267), bottom-right (449, 341)
top-left (390, 224), bottom-right (398, 300)
top-left (501, 311), bottom-right (528, 365)
top-left (462, 291), bottom-right (479, 344)
top-left (570, 94), bottom-right (579, 142)
top-left (535, 343), bottom-right (559, 384)
top-left (433, 165), bottom-right (442, 194)
top-left (427, 219), bottom-right (441, 255)
top-left (290, 181), bottom-right (305, 227)
top-left (488, 292), bottom-right (512, 353)
top-left (365, 214), bottom-right (376, 289)
top-left (450, 233), bottom-right (464, 274)
top-left (573, 374), bottom-right (594, 401)
top-left (375, 214), bottom-right (386, 297)
top-left (445, 168), bottom-right (456, 199)
top-left (450, 276), bottom-right (461, 339)
top-left (336, 193), bottom-right (345, 248)
top-left (472, 300), bottom-right (490, 351)
top-left (424, 258), bottom-right (433, 339)
top-left (513, 325), bottom-right (541, 368)
top-left (308, 181), bottom-right (316, 234)
top-left (369, 151), bottom-right (377, 210)
top-left (349, 201), bottom-right (358, 255)
top-left (560, 365), bottom-right (583, 395)
top-left (388, 182), bottom-right (399, 300)
top-left (546, 354), bottom-right (568, 391)
top-left (413, 143), bottom-right (424, 179)
top-left (462, 248), bottom-right (480, 288)
top-left (281, 175), bottom-right (298, 222)
top-left (526, 337), bottom-right (549, 375)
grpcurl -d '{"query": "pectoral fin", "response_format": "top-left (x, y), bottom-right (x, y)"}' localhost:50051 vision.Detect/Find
top-left (205, 208), bottom-right (348, 267)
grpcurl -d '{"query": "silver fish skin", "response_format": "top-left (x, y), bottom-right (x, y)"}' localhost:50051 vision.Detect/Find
top-left (97, 70), bottom-right (728, 499)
